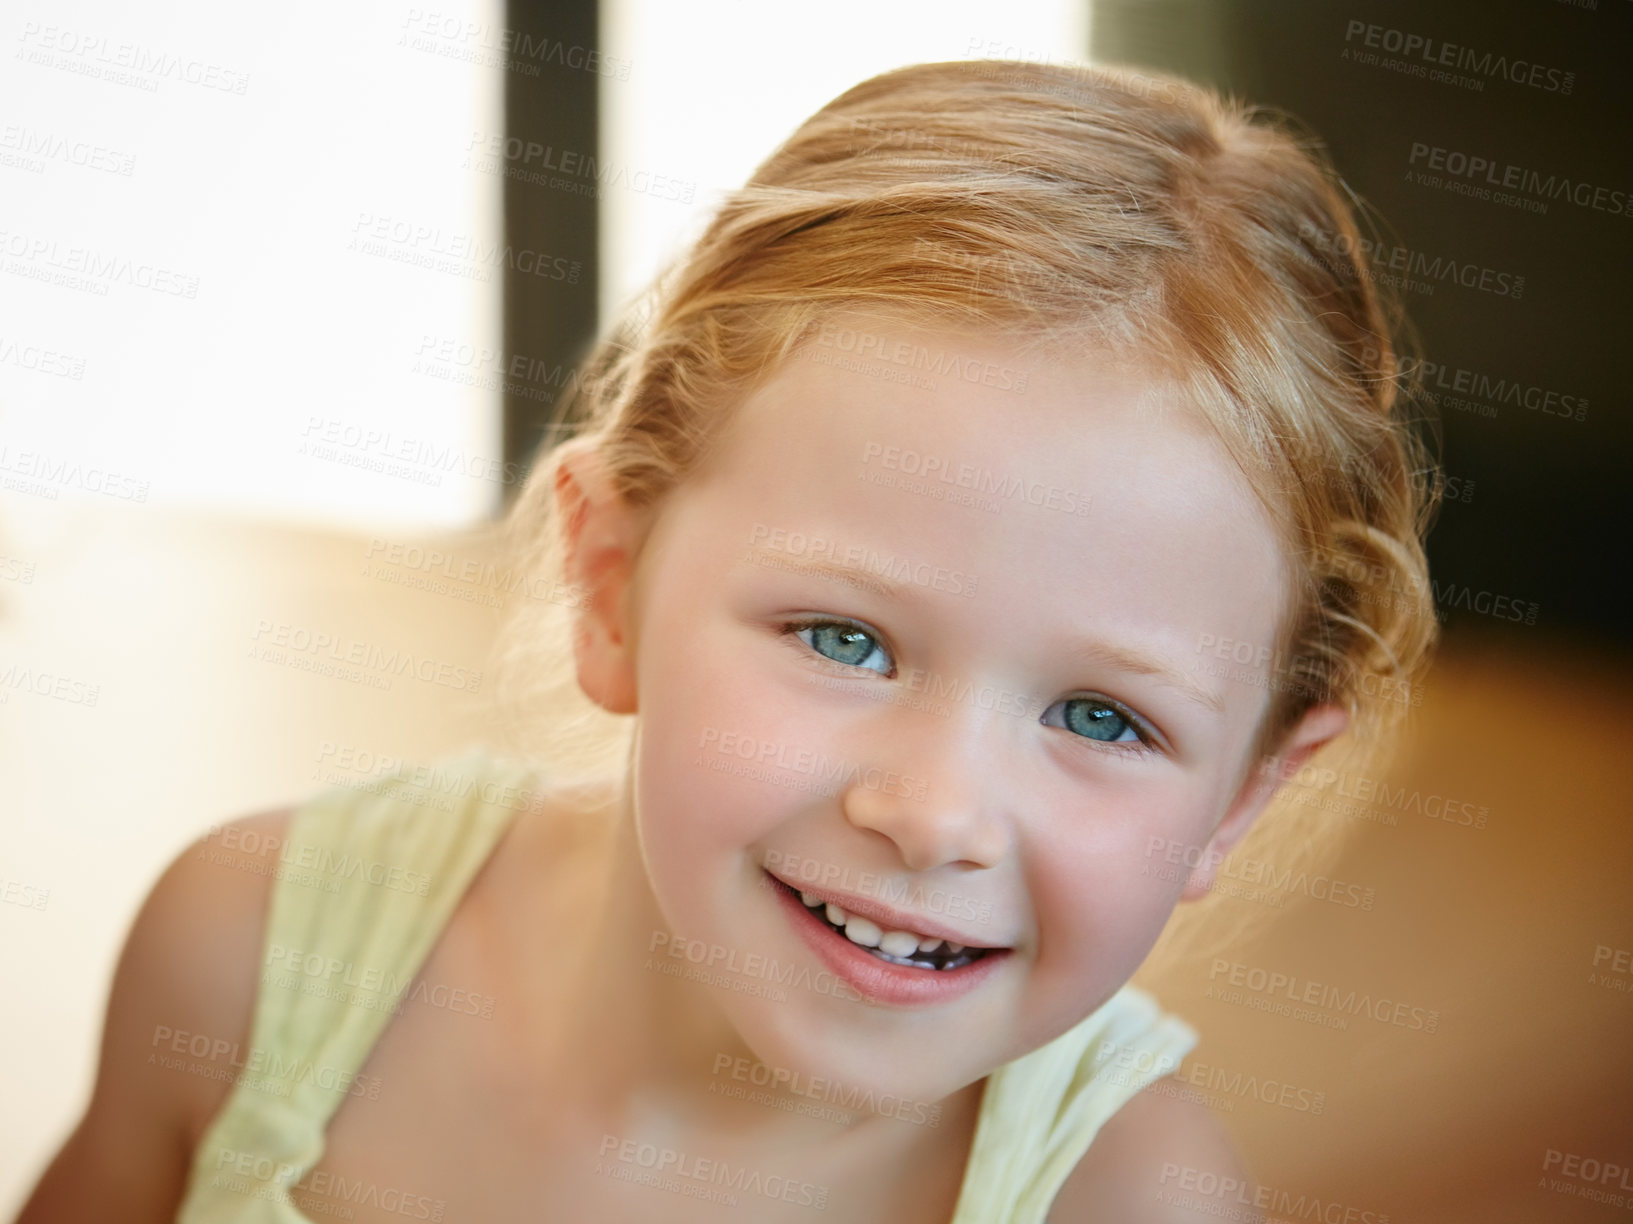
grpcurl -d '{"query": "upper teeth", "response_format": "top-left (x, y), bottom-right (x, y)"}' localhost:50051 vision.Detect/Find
top-left (801, 889), bottom-right (964, 956)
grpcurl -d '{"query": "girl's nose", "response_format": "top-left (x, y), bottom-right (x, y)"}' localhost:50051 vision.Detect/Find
top-left (838, 707), bottom-right (1011, 872)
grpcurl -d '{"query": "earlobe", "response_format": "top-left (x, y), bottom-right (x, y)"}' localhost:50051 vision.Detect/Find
top-left (1178, 702), bottom-right (1351, 901)
top-left (552, 440), bottom-right (643, 716)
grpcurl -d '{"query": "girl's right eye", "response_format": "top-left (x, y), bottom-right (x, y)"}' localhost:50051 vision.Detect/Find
top-left (781, 618), bottom-right (894, 676)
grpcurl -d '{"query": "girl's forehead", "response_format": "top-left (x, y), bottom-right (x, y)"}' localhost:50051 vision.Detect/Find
top-left (675, 320), bottom-right (1289, 677)
top-left (717, 320), bottom-right (1257, 525)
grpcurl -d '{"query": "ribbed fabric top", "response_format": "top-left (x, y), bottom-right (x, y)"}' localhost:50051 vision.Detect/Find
top-left (175, 753), bottom-right (1198, 1223)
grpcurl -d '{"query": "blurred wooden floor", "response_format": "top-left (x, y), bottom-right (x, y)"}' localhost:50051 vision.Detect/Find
top-left (1135, 622), bottom-right (1633, 1222)
top-left (2, 503), bottom-right (1629, 1222)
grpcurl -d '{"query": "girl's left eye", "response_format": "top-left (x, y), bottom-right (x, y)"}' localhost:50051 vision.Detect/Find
top-left (1041, 696), bottom-right (1156, 754)
top-left (783, 619), bottom-right (894, 675)
top-left (780, 620), bottom-right (1160, 756)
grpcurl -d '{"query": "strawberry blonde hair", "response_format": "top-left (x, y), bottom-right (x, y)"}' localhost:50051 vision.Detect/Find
top-left (493, 59), bottom-right (1440, 797)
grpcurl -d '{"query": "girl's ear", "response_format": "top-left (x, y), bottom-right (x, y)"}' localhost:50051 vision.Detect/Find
top-left (553, 439), bottom-right (644, 715)
top-left (1179, 702), bottom-right (1351, 901)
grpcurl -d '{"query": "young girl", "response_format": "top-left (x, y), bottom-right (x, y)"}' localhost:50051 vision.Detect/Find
top-left (17, 59), bottom-right (1437, 1223)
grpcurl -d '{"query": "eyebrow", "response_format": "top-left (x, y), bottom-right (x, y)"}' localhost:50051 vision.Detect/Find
top-left (1065, 640), bottom-right (1226, 715)
top-left (757, 555), bottom-right (1227, 715)
top-left (766, 557), bottom-right (904, 602)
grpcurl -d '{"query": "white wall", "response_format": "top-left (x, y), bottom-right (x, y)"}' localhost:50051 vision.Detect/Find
top-left (0, 0), bottom-right (503, 1209)
top-left (0, 0), bottom-right (504, 533)
top-left (598, 0), bottom-right (1090, 329)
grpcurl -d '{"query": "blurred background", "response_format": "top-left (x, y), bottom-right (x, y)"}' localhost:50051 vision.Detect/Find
top-left (2, 1), bottom-right (1628, 1220)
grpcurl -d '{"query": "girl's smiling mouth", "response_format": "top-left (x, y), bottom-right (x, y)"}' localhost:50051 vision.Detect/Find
top-left (764, 869), bottom-right (1013, 1007)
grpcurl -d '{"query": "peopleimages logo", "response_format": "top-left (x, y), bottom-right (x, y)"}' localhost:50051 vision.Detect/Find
top-left (1, 228), bottom-right (201, 298)
top-left (17, 22), bottom-right (252, 94)
top-left (1411, 357), bottom-right (1588, 423)
top-left (203, 817), bottom-right (433, 895)
top-left (1543, 1148), bottom-right (1633, 1194)
top-left (1259, 759), bottom-right (1491, 830)
top-left (0, 125), bottom-right (136, 176)
top-left (211, 1148), bottom-right (444, 1219)
top-left (347, 212), bottom-right (582, 283)
top-left (463, 131), bottom-right (696, 203)
top-left (859, 442), bottom-right (1091, 517)
top-left (1142, 837), bottom-right (1376, 910)
top-left (710, 1052), bottom-right (943, 1128)
top-left (397, 10), bottom-right (632, 80)
top-left (1296, 220), bottom-right (1525, 300)
top-left (812, 322), bottom-right (1028, 392)
top-left (248, 619), bottom-right (483, 692)
top-left (1407, 142), bottom-right (1632, 219)
top-left (1157, 1164), bottom-right (1392, 1224)
top-left (745, 522), bottom-right (978, 599)
top-left (1208, 959), bottom-right (1440, 1032)
top-left (596, 1134), bottom-right (829, 1210)
top-left (152, 1026), bottom-right (382, 1101)
top-left (1342, 19), bottom-right (1575, 94)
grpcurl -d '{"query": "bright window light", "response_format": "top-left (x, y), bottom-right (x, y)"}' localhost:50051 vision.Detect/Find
top-left (599, 0), bottom-right (1089, 329)
top-left (0, 0), bottom-right (504, 532)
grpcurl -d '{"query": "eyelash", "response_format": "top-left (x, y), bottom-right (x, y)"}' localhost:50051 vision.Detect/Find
top-left (776, 616), bottom-right (1162, 758)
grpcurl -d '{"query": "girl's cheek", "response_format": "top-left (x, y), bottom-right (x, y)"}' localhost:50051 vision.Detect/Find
top-left (1030, 878), bottom-right (1179, 1015)
top-left (1030, 799), bottom-right (1202, 958)
top-left (654, 649), bottom-right (815, 844)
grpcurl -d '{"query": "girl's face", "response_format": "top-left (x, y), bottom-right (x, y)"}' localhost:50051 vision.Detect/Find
top-left (587, 317), bottom-right (1321, 1105)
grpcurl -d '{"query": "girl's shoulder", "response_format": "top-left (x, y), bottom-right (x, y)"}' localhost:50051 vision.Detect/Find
top-left (269, 750), bottom-right (604, 939)
top-left (165, 755), bottom-right (606, 1219)
top-left (17, 804), bottom-right (303, 1220)
top-left (79, 805), bottom-right (297, 1192)
top-left (954, 984), bottom-right (1207, 1222)
top-left (1044, 1077), bottom-right (1247, 1221)
top-left (160, 807), bottom-right (302, 1152)
top-left (42, 754), bottom-right (595, 1222)
top-left (159, 752), bottom-right (576, 1147)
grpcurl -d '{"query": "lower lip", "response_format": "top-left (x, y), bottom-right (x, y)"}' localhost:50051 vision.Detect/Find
top-left (767, 873), bottom-right (1009, 1008)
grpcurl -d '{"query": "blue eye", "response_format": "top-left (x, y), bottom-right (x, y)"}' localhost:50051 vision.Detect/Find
top-left (1042, 695), bottom-right (1154, 753)
top-left (786, 619), bottom-right (893, 675)
top-left (780, 621), bottom-right (1159, 756)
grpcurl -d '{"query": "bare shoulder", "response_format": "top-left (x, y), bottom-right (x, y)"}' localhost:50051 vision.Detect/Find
top-left (1045, 1077), bottom-right (1251, 1223)
top-left (15, 808), bottom-right (294, 1223)
top-left (113, 808), bottom-right (298, 1144)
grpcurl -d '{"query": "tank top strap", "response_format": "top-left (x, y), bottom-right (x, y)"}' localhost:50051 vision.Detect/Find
top-left (175, 750), bottom-right (537, 1223)
top-left (950, 984), bottom-right (1199, 1224)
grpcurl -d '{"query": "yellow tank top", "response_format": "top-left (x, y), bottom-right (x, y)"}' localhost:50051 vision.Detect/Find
top-left (174, 753), bottom-right (1198, 1223)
